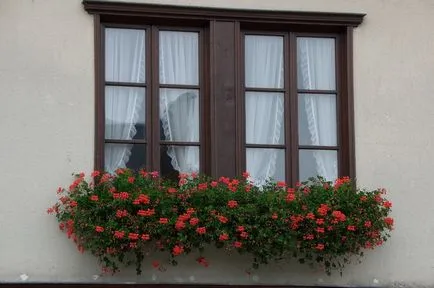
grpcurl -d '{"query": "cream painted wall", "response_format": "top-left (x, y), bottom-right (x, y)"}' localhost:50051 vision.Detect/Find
top-left (1, 0), bottom-right (434, 286)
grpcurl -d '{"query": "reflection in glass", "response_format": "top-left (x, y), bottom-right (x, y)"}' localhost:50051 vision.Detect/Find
top-left (247, 148), bottom-right (285, 185)
top-left (297, 37), bottom-right (335, 90)
top-left (105, 28), bottom-right (146, 83)
top-left (105, 143), bottom-right (146, 173)
top-left (246, 92), bottom-right (284, 145)
top-left (159, 89), bottom-right (199, 142)
top-left (245, 35), bottom-right (284, 88)
top-left (105, 86), bottom-right (146, 140)
top-left (299, 149), bottom-right (337, 181)
top-left (298, 93), bottom-right (336, 146)
top-left (159, 31), bottom-right (199, 85)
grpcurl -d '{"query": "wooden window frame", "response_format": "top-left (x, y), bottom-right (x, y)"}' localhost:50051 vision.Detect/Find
top-left (97, 23), bottom-right (208, 175)
top-left (85, 0), bottom-right (364, 185)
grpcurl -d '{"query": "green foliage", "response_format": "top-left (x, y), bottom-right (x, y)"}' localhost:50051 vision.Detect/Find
top-left (48, 170), bottom-right (393, 275)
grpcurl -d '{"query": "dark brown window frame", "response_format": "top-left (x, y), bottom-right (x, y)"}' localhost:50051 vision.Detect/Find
top-left (85, 0), bottom-right (364, 186)
top-left (97, 23), bottom-right (208, 176)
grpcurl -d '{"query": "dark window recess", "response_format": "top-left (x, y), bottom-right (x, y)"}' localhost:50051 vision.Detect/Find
top-left (86, 0), bottom-right (364, 186)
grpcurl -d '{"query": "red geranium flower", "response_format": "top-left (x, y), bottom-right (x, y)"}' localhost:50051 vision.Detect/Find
top-left (317, 204), bottom-right (329, 216)
top-left (315, 243), bottom-right (325, 250)
top-left (219, 233), bottom-right (229, 241)
top-left (276, 181), bottom-right (286, 188)
top-left (233, 241), bottom-right (242, 248)
top-left (383, 201), bottom-right (392, 208)
top-left (167, 187), bottom-right (177, 194)
top-left (316, 227), bottom-right (325, 233)
top-left (159, 218), bottom-right (169, 224)
top-left (186, 208), bottom-right (195, 214)
top-left (332, 210), bottom-right (346, 222)
top-left (141, 234), bottom-right (150, 241)
top-left (128, 233), bottom-right (139, 240)
top-left (196, 226), bottom-right (206, 235)
top-left (303, 234), bottom-right (314, 240)
top-left (316, 218), bottom-right (325, 225)
top-left (218, 216), bottom-right (228, 223)
top-left (189, 217), bottom-right (199, 226)
top-left (175, 221), bottom-right (186, 230)
top-left (172, 245), bottom-right (184, 256)
top-left (114, 231), bottom-right (125, 239)
top-left (227, 200), bottom-right (238, 208)
top-left (91, 171), bottom-right (100, 177)
top-left (347, 225), bottom-right (356, 231)
top-left (384, 217), bottom-right (394, 226)
top-left (95, 226), bottom-right (104, 233)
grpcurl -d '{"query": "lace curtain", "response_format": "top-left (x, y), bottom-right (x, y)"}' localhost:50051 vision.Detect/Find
top-left (104, 28), bottom-right (145, 173)
top-left (245, 35), bottom-right (285, 185)
top-left (297, 37), bottom-right (338, 181)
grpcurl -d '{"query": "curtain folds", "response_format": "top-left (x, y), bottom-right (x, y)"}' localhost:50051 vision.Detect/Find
top-left (159, 31), bottom-right (200, 173)
top-left (297, 37), bottom-right (337, 181)
top-left (104, 29), bottom-right (146, 173)
top-left (245, 36), bottom-right (285, 185)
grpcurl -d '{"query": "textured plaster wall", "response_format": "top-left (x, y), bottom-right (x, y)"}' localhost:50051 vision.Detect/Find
top-left (1, 0), bottom-right (434, 286)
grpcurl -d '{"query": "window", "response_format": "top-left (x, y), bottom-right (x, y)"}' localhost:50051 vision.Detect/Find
top-left (85, 1), bottom-right (364, 185)
top-left (241, 34), bottom-right (339, 185)
top-left (101, 26), bottom-right (204, 180)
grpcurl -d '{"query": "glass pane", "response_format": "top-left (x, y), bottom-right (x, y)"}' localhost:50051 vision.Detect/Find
top-left (105, 28), bottom-right (146, 83)
top-left (299, 149), bottom-right (337, 182)
top-left (159, 31), bottom-right (199, 85)
top-left (246, 148), bottom-right (285, 185)
top-left (160, 89), bottom-right (199, 142)
top-left (297, 37), bottom-right (335, 90)
top-left (246, 92), bottom-right (284, 145)
top-left (245, 35), bottom-right (284, 88)
top-left (104, 143), bottom-right (146, 173)
top-left (161, 146), bottom-right (199, 178)
top-left (298, 93), bottom-right (337, 146)
top-left (105, 86), bottom-right (146, 140)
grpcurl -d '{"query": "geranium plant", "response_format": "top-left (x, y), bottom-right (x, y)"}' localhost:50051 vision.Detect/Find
top-left (48, 169), bottom-right (393, 275)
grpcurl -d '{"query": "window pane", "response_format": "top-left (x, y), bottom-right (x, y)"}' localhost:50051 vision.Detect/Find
top-left (297, 37), bottom-right (335, 90)
top-left (161, 146), bottom-right (199, 176)
top-left (245, 35), bottom-right (284, 88)
top-left (247, 148), bottom-right (285, 185)
top-left (246, 92), bottom-right (284, 145)
top-left (105, 86), bottom-right (146, 140)
top-left (105, 143), bottom-right (146, 173)
top-left (105, 28), bottom-right (146, 83)
top-left (160, 89), bottom-right (199, 142)
top-left (299, 149), bottom-right (337, 181)
top-left (159, 31), bottom-right (199, 85)
top-left (298, 93), bottom-right (337, 146)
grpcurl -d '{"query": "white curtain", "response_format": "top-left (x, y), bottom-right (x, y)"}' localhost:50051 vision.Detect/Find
top-left (245, 36), bottom-right (285, 185)
top-left (104, 28), bottom-right (146, 173)
top-left (297, 37), bottom-right (337, 181)
top-left (159, 31), bottom-right (200, 173)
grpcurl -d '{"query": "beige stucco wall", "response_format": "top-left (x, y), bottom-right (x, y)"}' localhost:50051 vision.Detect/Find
top-left (1, 0), bottom-right (434, 286)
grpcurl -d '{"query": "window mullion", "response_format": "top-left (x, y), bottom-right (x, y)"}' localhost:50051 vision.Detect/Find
top-left (150, 25), bottom-right (161, 172)
top-left (288, 32), bottom-right (299, 186)
top-left (144, 27), bottom-right (152, 171)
